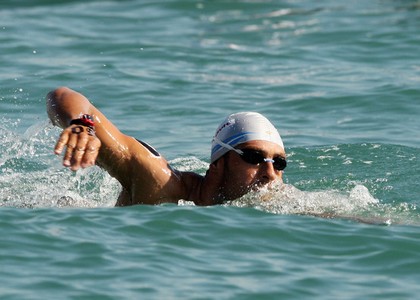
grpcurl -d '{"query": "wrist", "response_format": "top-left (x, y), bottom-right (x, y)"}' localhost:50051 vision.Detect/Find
top-left (70, 114), bottom-right (95, 127)
top-left (70, 114), bottom-right (96, 135)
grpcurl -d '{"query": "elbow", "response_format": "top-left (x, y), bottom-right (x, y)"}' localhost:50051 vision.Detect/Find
top-left (46, 86), bottom-right (73, 127)
top-left (46, 87), bottom-right (92, 128)
top-left (46, 86), bottom-right (71, 102)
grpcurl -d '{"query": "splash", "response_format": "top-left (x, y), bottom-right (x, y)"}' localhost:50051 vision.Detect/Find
top-left (179, 173), bottom-right (418, 226)
top-left (226, 183), bottom-right (419, 225)
top-left (0, 121), bottom-right (120, 208)
top-left (229, 183), bottom-right (377, 214)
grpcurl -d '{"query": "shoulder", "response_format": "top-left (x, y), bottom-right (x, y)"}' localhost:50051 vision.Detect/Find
top-left (120, 139), bottom-right (202, 204)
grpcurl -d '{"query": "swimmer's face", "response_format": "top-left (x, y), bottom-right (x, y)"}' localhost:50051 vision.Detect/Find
top-left (220, 140), bottom-right (286, 200)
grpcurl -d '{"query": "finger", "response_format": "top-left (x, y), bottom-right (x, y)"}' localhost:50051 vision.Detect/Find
top-left (81, 138), bottom-right (101, 168)
top-left (54, 130), bottom-right (70, 155)
top-left (70, 146), bottom-right (86, 171)
top-left (70, 134), bottom-right (90, 170)
top-left (62, 134), bottom-right (79, 168)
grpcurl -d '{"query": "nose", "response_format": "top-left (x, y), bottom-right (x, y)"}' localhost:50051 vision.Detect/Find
top-left (258, 160), bottom-right (279, 183)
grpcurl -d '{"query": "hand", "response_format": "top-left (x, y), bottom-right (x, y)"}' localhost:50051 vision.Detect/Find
top-left (54, 125), bottom-right (101, 171)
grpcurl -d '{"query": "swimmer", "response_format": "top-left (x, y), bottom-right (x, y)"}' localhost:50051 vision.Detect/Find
top-left (47, 87), bottom-right (287, 206)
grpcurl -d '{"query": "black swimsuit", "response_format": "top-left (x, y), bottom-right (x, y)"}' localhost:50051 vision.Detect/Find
top-left (136, 139), bottom-right (160, 157)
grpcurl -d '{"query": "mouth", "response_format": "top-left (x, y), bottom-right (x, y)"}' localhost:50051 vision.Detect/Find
top-left (251, 179), bottom-right (283, 192)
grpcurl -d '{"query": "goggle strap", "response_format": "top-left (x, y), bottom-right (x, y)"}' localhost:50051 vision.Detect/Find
top-left (213, 137), bottom-right (244, 155)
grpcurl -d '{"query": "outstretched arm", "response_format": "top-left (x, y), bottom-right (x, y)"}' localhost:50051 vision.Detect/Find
top-left (46, 87), bottom-right (187, 204)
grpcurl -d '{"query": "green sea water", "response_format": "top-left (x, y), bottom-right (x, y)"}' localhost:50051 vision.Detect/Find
top-left (1, 0), bottom-right (420, 299)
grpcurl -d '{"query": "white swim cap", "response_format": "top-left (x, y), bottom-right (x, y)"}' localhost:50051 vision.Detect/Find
top-left (211, 112), bottom-right (284, 163)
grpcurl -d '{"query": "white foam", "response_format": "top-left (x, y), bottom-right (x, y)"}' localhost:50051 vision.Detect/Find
top-left (228, 182), bottom-right (379, 217)
top-left (0, 121), bottom-right (120, 208)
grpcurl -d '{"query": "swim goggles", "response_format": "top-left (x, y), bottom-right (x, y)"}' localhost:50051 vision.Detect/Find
top-left (213, 137), bottom-right (287, 171)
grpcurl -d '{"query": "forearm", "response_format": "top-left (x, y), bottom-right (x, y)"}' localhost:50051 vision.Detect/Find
top-left (46, 86), bottom-right (131, 178)
top-left (46, 87), bottom-right (94, 128)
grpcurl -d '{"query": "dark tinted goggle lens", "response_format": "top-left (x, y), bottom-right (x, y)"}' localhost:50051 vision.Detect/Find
top-left (272, 157), bottom-right (287, 171)
top-left (239, 149), bottom-right (287, 171)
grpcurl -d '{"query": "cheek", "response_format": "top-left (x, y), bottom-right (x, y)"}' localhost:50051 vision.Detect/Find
top-left (238, 167), bottom-right (259, 185)
top-left (227, 161), bottom-right (257, 183)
